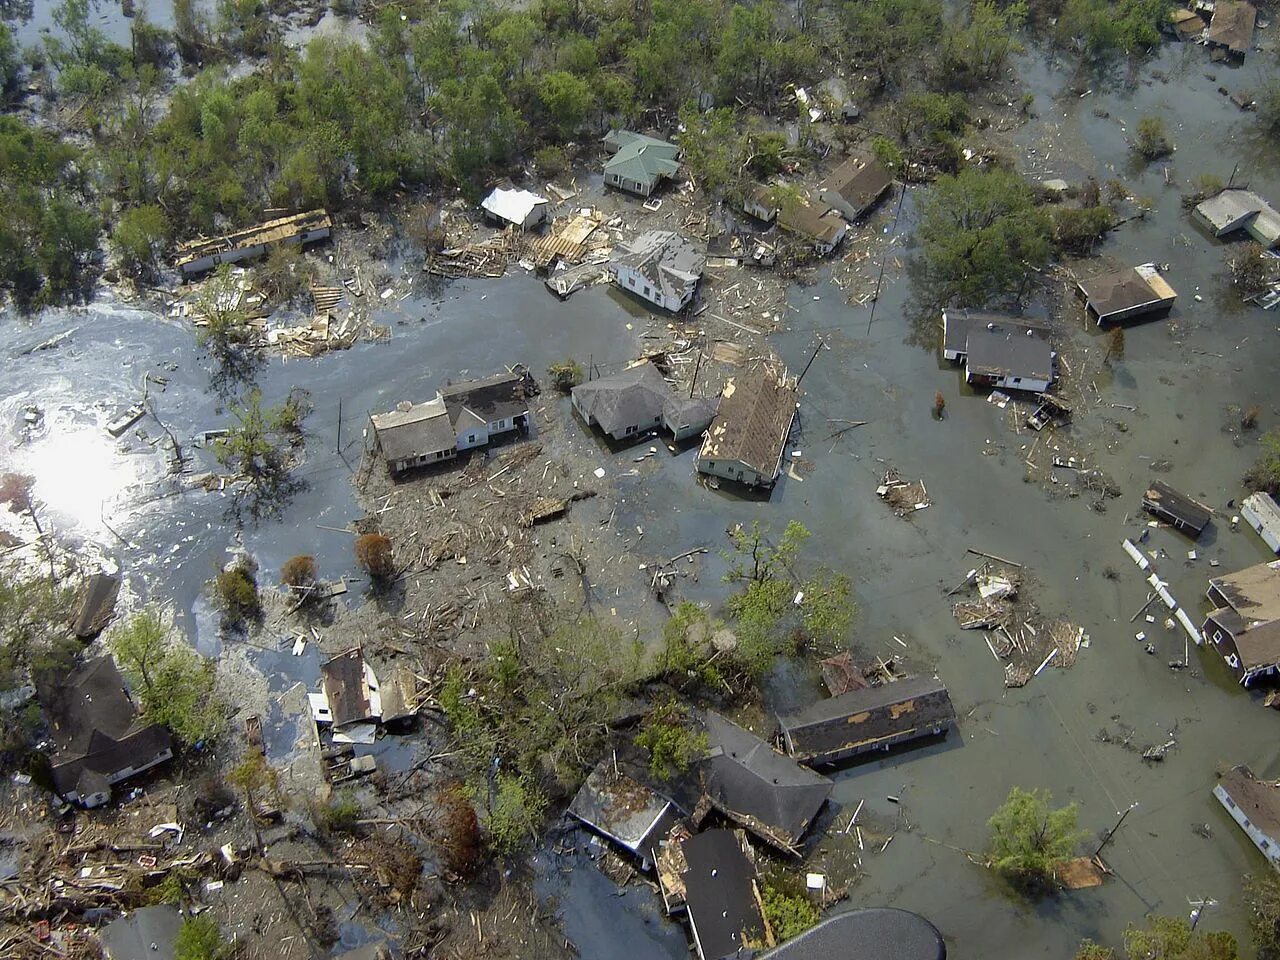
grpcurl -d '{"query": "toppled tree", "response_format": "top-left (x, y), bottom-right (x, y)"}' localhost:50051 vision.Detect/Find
top-left (1132, 116), bottom-right (1173, 161)
top-left (1228, 242), bottom-right (1271, 299)
top-left (214, 388), bottom-right (309, 520)
top-left (355, 532), bottom-right (395, 581)
top-left (110, 607), bottom-right (225, 744)
top-left (281, 554), bottom-right (318, 589)
top-left (173, 914), bottom-right (230, 960)
top-left (546, 358), bottom-right (583, 392)
top-left (986, 786), bottom-right (1083, 893)
top-left (430, 783), bottom-right (482, 880)
top-left (485, 772), bottom-right (547, 856)
top-left (227, 750), bottom-right (278, 822)
top-left (1123, 915), bottom-right (1238, 960)
top-left (1245, 429), bottom-right (1280, 496)
top-left (634, 699), bottom-right (709, 780)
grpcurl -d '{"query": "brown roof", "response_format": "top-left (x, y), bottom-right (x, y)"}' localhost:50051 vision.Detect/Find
top-left (1218, 765), bottom-right (1280, 837)
top-left (1210, 559), bottom-right (1280, 624)
top-left (1234, 619), bottom-right (1280, 672)
top-left (1078, 266), bottom-right (1173, 319)
top-left (321, 648), bottom-right (373, 727)
top-left (822, 158), bottom-right (893, 217)
top-left (779, 202), bottom-right (846, 245)
top-left (1208, 0), bottom-right (1256, 54)
top-left (698, 373), bottom-right (798, 479)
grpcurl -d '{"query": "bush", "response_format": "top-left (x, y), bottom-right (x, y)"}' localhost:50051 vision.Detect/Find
top-left (433, 784), bottom-right (482, 878)
top-left (987, 786), bottom-right (1083, 893)
top-left (634, 700), bottom-right (708, 780)
top-left (280, 554), bottom-right (318, 588)
top-left (1245, 430), bottom-right (1280, 496)
top-left (173, 914), bottom-right (229, 960)
top-left (486, 773), bottom-right (547, 856)
top-left (547, 359), bottom-right (583, 392)
top-left (316, 792), bottom-right (362, 834)
top-left (533, 145), bottom-right (569, 179)
top-left (215, 563), bottom-right (260, 621)
top-left (1053, 206), bottom-right (1115, 255)
top-left (1133, 116), bottom-right (1173, 161)
top-left (761, 872), bottom-right (820, 942)
top-left (354, 533), bottom-right (395, 580)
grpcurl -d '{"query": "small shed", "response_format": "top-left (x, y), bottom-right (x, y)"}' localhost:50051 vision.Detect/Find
top-left (567, 761), bottom-right (680, 869)
top-left (481, 187), bottom-right (549, 229)
top-left (1141, 479), bottom-right (1213, 538)
top-left (777, 676), bottom-right (956, 767)
top-left (1077, 263), bottom-right (1177, 325)
top-left (1242, 492), bottom-right (1280, 554)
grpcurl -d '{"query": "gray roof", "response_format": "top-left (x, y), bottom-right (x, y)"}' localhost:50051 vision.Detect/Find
top-left (572, 362), bottom-right (717, 436)
top-left (941, 309), bottom-right (1048, 357)
top-left (1216, 765), bottom-right (1280, 838)
top-left (756, 908), bottom-right (947, 960)
top-left (74, 572), bottom-right (120, 638)
top-left (698, 373), bottom-right (798, 479)
top-left (370, 396), bottom-right (456, 463)
top-left (440, 371), bottom-right (531, 431)
top-left (614, 231), bottom-right (705, 305)
top-left (99, 905), bottom-right (184, 960)
top-left (964, 325), bottom-right (1054, 382)
top-left (681, 830), bottom-right (764, 960)
top-left (568, 760), bottom-right (676, 857)
top-left (1142, 479), bottom-right (1213, 533)
top-left (698, 711), bottom-right (832, 851)
top-left (1195, 189), bottom-right (1269, 234)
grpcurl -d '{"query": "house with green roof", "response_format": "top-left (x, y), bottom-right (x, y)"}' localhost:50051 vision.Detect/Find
top-left (603, 130), bottom-right (681, 198)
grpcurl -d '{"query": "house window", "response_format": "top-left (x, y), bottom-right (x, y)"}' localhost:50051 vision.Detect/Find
top-left (1228, 654), bottom-right (1240, 668)
top-left (628, 275), bottom-right (636, 287)
top-left (643, 285), bottom-right (651, 298)
top-left (1224, 795), bottom-right (1237, 808)
top-left (625, 425), bottom-right (637, 435)
top-left (468, 434), bottom-right (476, 443)
top-left (1213, 629), bottom-right (1224, 643)
top-left (1012, 377), bottom-right (1022, 384)
top-left (496, 419), bottom-right (505, 429)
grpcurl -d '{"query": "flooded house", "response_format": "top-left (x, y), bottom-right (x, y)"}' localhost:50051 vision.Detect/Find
top-left (742, 183), bottom-right (780, 223)
top-left (776, 676), bottom-right (957, 767)
top-left (319, 648), bottom-right (380, 729)
top-left (610, 230), bottom-right (705, 312)
top-left (1242, 492), bottom-right (1280, 554)
top-left (1206, 0), bottom-right (1256, 59)
top-left (756, 909), bottom-right (948, 960)
top-left (697, 711), bottom-right (832, 854)
top-left (440, 370), bottom-right (532, 452)
top-left (571, 360), bottom-right (718, 443)
top-left (175, 209), bottom-right (332, 276)
top-left (73, 571), bottom-right (120, 638)
top-left (819, 156), bottom-right (893, 222)
top-left (1077, 263), bottom-right (1178, 325)
top-left (1193, 189), bottom-right (1280, 248)
top-left (370, 396), bottom-right (459, 475)
top-left (1141, 479), bottom-right (1213, 538)
top-left (1202, 559), bottom-right (1280, 685)
top-left (696, 371), bottom-right (799, 488)
top-left (778, 201), bottom-right (849, 256)
top-left (480, 186), bottom-right (549, 230)
top-left (98, 905), bottom-right (183, 960)
top-left (567, 760), bottom-right (681, 870)
top-left (38, 656), bottom-right (174, 808)
top-left (941, 310), bottom-right (1054, 392)
top-left (679, 829), bottom-right (767, 960)
top-left (1213, 765), bottom-right (1280, 866)
top-left (603, 130), bottom-right (680, 197)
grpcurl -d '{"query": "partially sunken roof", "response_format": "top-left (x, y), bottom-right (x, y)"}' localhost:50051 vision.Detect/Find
top-left (681, 830), bottom-right (764, 960)
top-left (1078, 264), bottom-right (1176, 319)
top-left (699, 373), bottom-right (798, 479)
top-left (756, 908), bottom-right (947, 960)
top-left (1233, 619), bottom-right (1280, 673)
top-left (321, 648), bottom-right (373, 727)
top-left (568, 761), bottom-right (675, 857)
top-left (964, 325), bottom-right (1054, 382)
top-left (480, 187), bottom-right (548, 225)
top-left (698, 711), bottom-right (832, 851)
top-left (779, 202), bottom-right (846, 245)
top-left (572, 362), bottom-right (717, 437)
top-left (1217, 765), bottom-right (1280, 838)
top-left (440, 371), bottom-right (530, 430)
top-left (1210, 559), bottom-right (1280, 624)
top-left (614, 231), bottom-right (705, 305)
top-left (370, 395), bottom-right (456, 463)
top-left (1208, 0), bottom-right (1256, 55)
top-left (1196, 189), bottom-right (1269, 234)
top-left (1143, 479), bottom-right (1213, 532)
top-left (941, 309), bottom-right (1048, 357)
top-left (822, 157), bottom-right (893, 216)
top-left (99, 905), bottom-right (184, 960)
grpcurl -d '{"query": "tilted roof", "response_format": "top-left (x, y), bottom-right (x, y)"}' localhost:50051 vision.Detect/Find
top-left (698, 373), bottom-right (798, 478)
top-left (1207, 0), bottom-right (1256, 54)
top-left (568, 760), bottom-right (675, 856)
top-left (756, 908), bottom-right (947, 960)
top-left (1078, 264), bottom-right (1176, 317)
top-left (779, 202), bottom-right (846, 245)
top-left (370, 396), bottom-right (456, 462)
top-left (1209, 559), bottom-right (1280, 623)
top-left (1217, 765), bottom-right (1280, 838)
top-left (321, 648), bottom-right (373, 727)
top-left (821, 157), bottom-right (893, 216)
top-left (1142, 479), bottom-right (1213, 531)
top-left (613, 231), bottom-right (705, 305)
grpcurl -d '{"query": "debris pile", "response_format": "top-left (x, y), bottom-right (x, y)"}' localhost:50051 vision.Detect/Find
top-left (877, 469), bottom-right (930, 516)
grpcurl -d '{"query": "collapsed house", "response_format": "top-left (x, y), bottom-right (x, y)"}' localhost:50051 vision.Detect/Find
top-left (755, 909), bottom-right (948, 960)
top-left (1193, 189), bottom-right (1280, 248)
top-left (571, 361), bottom-right (718, 443)
top-left (1207, 0), bottom-right (1256, 59)
top-left (680, 829), bottom-right (767, 960)
top-left (1203, 559), bottom-right (1280, 685)
top-left (1077, 263), bottom-right (1178, 325)
top-left (696, 711), bottom-right (832, 854)
top-left (568, 760), bottom-right (682, 870)
top-left (311, 648), bottom-right (419, 742)
top-left (696, 371), bottom-right (799, 488)
top-left (610, 230), bottom-right (705, 312)
top-left (777, 676), bottom-right (957, 767)
top-left (38, 656), bottom-right (174, 808)
top-left (1214, 764), bottom-right (1280, 867)
top-left (819, 156), bottom-right (893, 222)
top-left (480, 187), bottom-right (550, 230)
top-left (778, 201), bottom-right (849, 256)
top-left (941, 309), bottom-right (1054, 392)
top-left (1141, 479), bottom-right (1213, 538)
top-left (603, 130), bottom-right (681, 197)
top-left (175, 209), bottom-right (332, 276)
top-left (370, 370), bottom-right (532, 475)
top-left (1242, 492), bottom-right (1280, 554)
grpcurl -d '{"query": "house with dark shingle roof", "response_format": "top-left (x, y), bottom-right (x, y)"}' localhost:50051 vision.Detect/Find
top-left (603, 130), bottom-right (681, 197)
top-left (819, 157), bottom-right (893, 222)
top-left (38, 656), bottom-right (173, 808)
top-left (680, 829), bottom-right (766, 960)
top-left (696, 371), bottom-right (798, 488)
top-left (440, 370), bottom-right (532, 452)
top-left (778, 201), bottom-right (848, 256)
top-left (572, 361), bottom-right (718, 443)
top-left (1077, 263), bottom-right (1177, 325)
top-left (1214, 765), bottom-right (1280, 866)
top-left (942, 310), bottom-right (1055, 393)
top-left (1203, 559), bottom-right (1280, 685)
top-left (369, 396), bottom-right (458, 475)
top-left (756, 908), bottom-right (947, 960)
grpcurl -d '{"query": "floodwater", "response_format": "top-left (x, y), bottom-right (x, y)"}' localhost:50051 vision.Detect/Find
top-left (3, 29), bottom-right (1280, 960)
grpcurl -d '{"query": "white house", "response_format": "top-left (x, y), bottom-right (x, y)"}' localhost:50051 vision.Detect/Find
top-left (1214, 765), bottom-right (1280, 867)
top-left (369, 396), bottom-right (458, 475)
top-left (942, 309), bottom-right (1054, 392)
top-left (440, 371), bottom-right (532, 451)
top-left (742, 183), bottom-right (779, 223)
top-left (1243, 492), bottom-right (1280, 554)
top-left (610, 231), bottom-right (705, 313)
top-left (697, 372), bottom-right (799, 489)
top-left (480, 187), bottom-right (549, 230)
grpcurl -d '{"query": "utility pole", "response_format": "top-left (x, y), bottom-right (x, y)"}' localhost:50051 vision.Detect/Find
top-left (796, 335), bottom-right (827, 387)
top-left (1227, 162), bottom-right (1239, 188)
top-left (336, 398), bottom-right (343, 454)
top-left (1189, 895), bottom-right (1217, 931)
top-left (1095, 802), bottom-right (1137, 858)
top-left (689, 341), bottom-right (703, 398)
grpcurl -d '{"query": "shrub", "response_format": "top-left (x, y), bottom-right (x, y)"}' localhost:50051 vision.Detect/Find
top-left (635, 700), bottom-right (708, 780)
top-left (761, 872), bottom-right (820, 942)
top-left (280, 554), bottom-right (318, 588)
top-left (533, 145), bottom-right (569, 178)
top-left (215, 563), bottom-right (260, 621)
top-left (486, 773), bottom-right (547, 856)
top-left (354, 533), bottom-right (395, 580)
top-left (1053, 206), bottom-right (1115, 255)
top-left (987, 786), bottom-right (1083, 893)
top-left (316, 792), bottom-right (362, 835)
top-left (547, 359), bottom-right (583, 392)
top-left (1133, 115), bottom-right (1173, 161)
top-left (173, 914), bottom-right (228, 960)
top-left (1245, 430), bottom-right (1280, 496)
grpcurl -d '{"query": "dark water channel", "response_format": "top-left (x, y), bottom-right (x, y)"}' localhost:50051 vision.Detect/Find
top-left (3, 30), bottom-right (1280, 960)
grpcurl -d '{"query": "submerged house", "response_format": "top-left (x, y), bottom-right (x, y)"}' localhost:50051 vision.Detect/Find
top-left (1203, 559), bottom-right (1280, 685)
top-left (175, 209), bottom-right (332, 276)
top-left (440, 371), bottom-right (532, 452)
top-left (696, 372), bottom-right (799, 488)
top-left (98, 905), bottom-right (184, 960)
top-left (819, 157), bottom-right (893, 222)
top-left (480, 187), bottom-right (549, 230)
top-left (1214, 765), bottom-right (1280, 866)
top-left (1242, 492), bottom-right (1280, 554)
top-left (778, 201), bottom-right (848, 256)
top-left (571, 361), bottom-right (718, 443)
top-left (942, 310), bottom-right (1054, 392)
top-left (603, 130), bottom-right (681, 197)
top-left (697, 711), bottom-right (832, 853)
top-left (1194, 189), bottom-right (1280, 249)
top-left (680, 829), bottom-right (766, 960)
top-left (1077, 263), bottom-right (1178, 325)
top-left (1142, 479), bottom-right (1213, 538)
top-left (777, 676), bottom-right (957, 767)
top-left (756, 909), bottom-right (948, 960)
top-left (610, 230), bottom-right (705, 312)
top-left (1207, 0), bottom-right (1256, 59)
top-left (370, 396), bottom-right (458, 475)
top-left (568, 760), bottom-right (681, 870)
top-left (39, 656), bottom-right (174, 808)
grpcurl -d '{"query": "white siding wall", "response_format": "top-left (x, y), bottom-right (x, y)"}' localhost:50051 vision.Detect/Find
top-left (1215, 784), bottom-right (1280, 865)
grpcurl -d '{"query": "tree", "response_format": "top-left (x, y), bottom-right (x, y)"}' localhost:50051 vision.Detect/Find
top-left (1074, 941), bottom-right (1115, 960)
top-left (936, 0), bottom-right (1025, 90)
top-left (761, 872), bottom-right (820, 942)
top-left (986, 786), bottom-right (1083, 891)
top-left (842, 0), bottom-right (944, 90)
top-left (917, 166), bottom-right (1053, 304)
top-left (110, 607), bottom-right (169, 692)
top-left (214, 390), bottom-right (308, 520)
top-left (1053, 206), bottom-right (1115, 255)
top-left (538, 70), bottom-right (594, 139)
top-left (355, 533), bottom-right (395, 580)
top-left (547, 358), bottom-right (583, 391)
top-left (1245, 429), bottom-right (1280, 495)
top-left (281, 555), bottom-right (318, 588)
top-left (227, 749), bottom-right (277, 820)
top-left (1245, 871), bottom-right (1280, 959)
top-left (678, 105), bottom-right (742, 197)
top-left (634, 700), bottom-right (708, 780)
top-left (486, 772), bottom-right (547, 855)
top-left (1056, 0), bottom-right (1171, 60)
top-left (1258, 81), bottom-right (1280, 134)
top-left (1133, 115), bottom-right (1173, 161)
top-left (195, 266), bottom-right (257, 374)
top-left (215, 562), bottom-right (260, 622)
top-left (1123, 915), bottom-right (1238, 960)
top-left (174, 914), bottom-right (229, 960)
top-left (111, 204), bottom-right (167, 278)
top-left (0, 23), bottom-right (19, 96)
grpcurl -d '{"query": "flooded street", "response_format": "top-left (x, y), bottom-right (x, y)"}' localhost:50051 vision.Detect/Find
top-left (4, 17), bottom-right (1280, 957)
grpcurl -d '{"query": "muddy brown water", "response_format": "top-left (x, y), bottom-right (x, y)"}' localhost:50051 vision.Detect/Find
top-left (3, 30), bottom-right (1280, 960)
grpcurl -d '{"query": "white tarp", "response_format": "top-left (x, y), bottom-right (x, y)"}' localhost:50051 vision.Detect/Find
top-left (482, 187), bottom-right (549, 226)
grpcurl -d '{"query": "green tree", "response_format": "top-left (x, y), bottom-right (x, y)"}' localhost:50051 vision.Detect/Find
top-left (434, 72), bottom-right (521, 186)
top-left (1075, 940), bottom-right (1115, 960)
top-left (842, 0), bottom-right (944, 90)
top-left (111, 204), bottom-right (168, 278)
top-left (678, 105), bottom-right (741, 196)
top-left (1245, 871), bottom-right (1280, 959)
top-left (1133, 115), bottom-right (1173, 161)
top-left (174, 914), bottom-right (230, 960)
top-left (936, 0), bottom-right (1025, 89)
top-left (538, 70), bottom-right (595, 139)
top-left (214, 390), bottom-right (308, 520)
top-left (1056, 0), bottom-right (1172, 59)
top-left (761, 872), bottom-right (820, 942)
top-left (1052, 205), bottom-right (1115, 254)
top-left (1245, 429), bottom-right (1280, 495)
top-left (917, 166), bottom-right (1053, 304)
top-left (486, 773), bottom-right (547, 856)
top-left (986, 786), bottom-right (1084, 891)
top-left (0, 23), bottom-right (19, 95)
top-left (1123, 915), bottom-right (1237, 960)
top-left (634, 700), bottom-right (708, 780)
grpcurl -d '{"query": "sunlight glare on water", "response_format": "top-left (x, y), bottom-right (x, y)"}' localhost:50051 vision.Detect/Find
top-left (21, 423), bottom-right (149, 534)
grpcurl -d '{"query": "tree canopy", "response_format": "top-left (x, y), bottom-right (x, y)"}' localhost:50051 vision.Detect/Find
top-left (987, 786), bottom-right (1083, 891)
